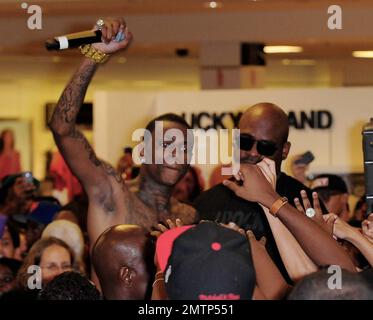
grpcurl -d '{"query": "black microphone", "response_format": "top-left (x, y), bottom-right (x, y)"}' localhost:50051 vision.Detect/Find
top-left (45, 30), bottom-right (102, 51)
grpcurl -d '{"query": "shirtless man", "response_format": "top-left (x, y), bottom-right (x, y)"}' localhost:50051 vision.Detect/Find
top-left (49, 17), bottom-right (197, 247)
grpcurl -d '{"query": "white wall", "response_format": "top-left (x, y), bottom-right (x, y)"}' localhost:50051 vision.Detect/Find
top-left (94, 87), bottom-right (373, 183)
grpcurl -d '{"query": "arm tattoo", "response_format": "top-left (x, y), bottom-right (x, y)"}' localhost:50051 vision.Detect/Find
top-left (51, 60), bottom-right (123, 185)
top-left (102, 161), bottom-right (124, 184)
top-left (67, 129), bottom-right (124, 184)
top-left (50, 60), bottom-right (97, 131)
top-left (67, 129), bottom-right (101, 167)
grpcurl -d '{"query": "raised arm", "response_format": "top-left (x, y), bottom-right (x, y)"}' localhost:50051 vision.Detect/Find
top-left (223, 161), bottom-right (356, 272)
top-left (49, 18), bottom-right (133, 198)
top-left (247, 230), bottom-right (290, 300)
top-left (324, 213), bottom-right (373, 267)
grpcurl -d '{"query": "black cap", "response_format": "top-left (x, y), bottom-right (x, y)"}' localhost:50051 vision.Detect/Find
top-left (311, 174), bottom-right (348, 194)
top-left (163, 222), bottom-right (256, 300)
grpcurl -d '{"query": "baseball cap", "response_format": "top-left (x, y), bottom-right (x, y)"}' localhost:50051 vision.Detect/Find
top-left (157, 221), bottom-right (256, 300)
top-left (12, 201), bottom-right (61, 226)
top-left (311, 174), bottom-right (348, 194)
top-left (156, 225), bottom-right (194, 273)
top-left (28, 201), bottom-right (61, 225)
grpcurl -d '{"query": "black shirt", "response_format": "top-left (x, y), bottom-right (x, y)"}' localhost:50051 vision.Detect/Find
top-left (276, 172), bottom-right (328, 214)
top-left (193, 171), bottom-right (327, 284)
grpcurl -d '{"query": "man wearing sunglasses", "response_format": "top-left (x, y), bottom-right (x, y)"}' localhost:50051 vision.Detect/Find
top-left (194, 103), bottom-right (327, 283)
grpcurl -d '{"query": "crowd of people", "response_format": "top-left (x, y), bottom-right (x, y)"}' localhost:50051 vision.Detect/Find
top-left (0, 17), bottom-right (373, 301)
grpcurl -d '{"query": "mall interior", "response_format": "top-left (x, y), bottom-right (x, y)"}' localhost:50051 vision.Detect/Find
top-left (0, 0), bottom-right (373, 302)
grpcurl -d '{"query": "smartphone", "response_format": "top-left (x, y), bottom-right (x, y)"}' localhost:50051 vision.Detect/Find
top-left (294, 151), bottom-right (315, 165)
top-left (23, 171), bottom-right (34, 184)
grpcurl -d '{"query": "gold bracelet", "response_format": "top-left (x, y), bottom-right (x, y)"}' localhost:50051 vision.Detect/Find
top-left (80, 44), bottom-right (109, 64)
top-left (152, 278), bottom-right (165, 288)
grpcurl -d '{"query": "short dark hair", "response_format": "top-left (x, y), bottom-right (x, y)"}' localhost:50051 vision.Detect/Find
top-left (316, 189), bottom-right (342, 203)
top-left (354, 195), bottom-right (366, 213)
top-left (312, 174), bottom-right (348, 202)
top-left (288, 267), bottom-right (373, 300)
top-left (145, 113), bottom-right (191, 133)
top-left (0, 257), bottom-right (21, 276)
top-left (38, 271), bottom-right (101, 300)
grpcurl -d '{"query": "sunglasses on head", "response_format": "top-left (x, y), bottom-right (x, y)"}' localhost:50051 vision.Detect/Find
top-left (237, 135), bottom-right (278, 157)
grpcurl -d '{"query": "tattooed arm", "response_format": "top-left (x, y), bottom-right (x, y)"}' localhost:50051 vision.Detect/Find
top-left (49, 18), bottom-right (133, 203)
top-left (49, 59), bottom-right (117, 197)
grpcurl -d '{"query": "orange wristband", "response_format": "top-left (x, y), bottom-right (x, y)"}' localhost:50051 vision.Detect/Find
top-left (269, 197), bottom-right (288, 217)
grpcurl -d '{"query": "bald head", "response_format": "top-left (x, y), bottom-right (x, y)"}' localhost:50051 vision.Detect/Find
top-left (238, 103), bottom-right (291, 174)
top-left (239, 103), bottom-right (289, 142)
top-left (92, 225), bottom-right (155, 300)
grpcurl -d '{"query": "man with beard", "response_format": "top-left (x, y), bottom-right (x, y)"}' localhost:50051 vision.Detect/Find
top-left (194, 103), bottom-right (327, 282)
top-left (49, 17), bottom-right (197, 249)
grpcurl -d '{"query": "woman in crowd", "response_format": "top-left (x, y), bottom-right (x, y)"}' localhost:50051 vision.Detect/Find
top-left (0, 129), bottom-right (21, 180)
top-left (41, 220), bottom-right (86, 274)
top-left (16, 237), bottom-right (75, 295)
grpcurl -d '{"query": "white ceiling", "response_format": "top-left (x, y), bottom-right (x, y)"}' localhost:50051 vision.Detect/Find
top-left (1, 0), bottom-right (373, 58)
top-left (2, 0), bottom-right (373, 88)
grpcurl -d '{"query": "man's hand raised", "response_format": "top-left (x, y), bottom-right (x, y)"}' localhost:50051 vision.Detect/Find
top-left (223, 159), bottom-right (278, 208)
top-left (92, 17), bottom-right (133, 54)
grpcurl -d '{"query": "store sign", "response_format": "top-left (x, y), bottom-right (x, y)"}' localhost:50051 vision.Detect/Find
top-left (182, 110), bottom-right (333, 130)
top-left (288, 110), bottom-right (333, 129)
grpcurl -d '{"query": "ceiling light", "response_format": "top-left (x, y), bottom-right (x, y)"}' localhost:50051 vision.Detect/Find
top-left (264, 46), bottom-right (303, 54)
top-left (352, 51), bottom-right (373, 58)
top-left (204, 1), bottom-right (222, 9)
top-left (209, 2), bottom-right (217, 8)
top-left (282, 59), bottom-right (316, 66)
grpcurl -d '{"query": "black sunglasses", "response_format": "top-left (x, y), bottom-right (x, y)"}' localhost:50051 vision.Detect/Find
top-left (237, 135), bottom-right (278, 157)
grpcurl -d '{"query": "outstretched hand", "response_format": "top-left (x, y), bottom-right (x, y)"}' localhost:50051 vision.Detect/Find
top-left (220, 222), bottom-right (267, 246)
top-left (362, 213), bottom-right (373, 243)
top-left (150, 218), bottom-right (184, 238)
top-left (92, 17), bottom-right (133, 54)
top-left (323, 213), bottom-right (356, 240)
top-left (223, 159), bottom-right (278, 208)
top-left (294, 190), bottom-right (330, 233)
